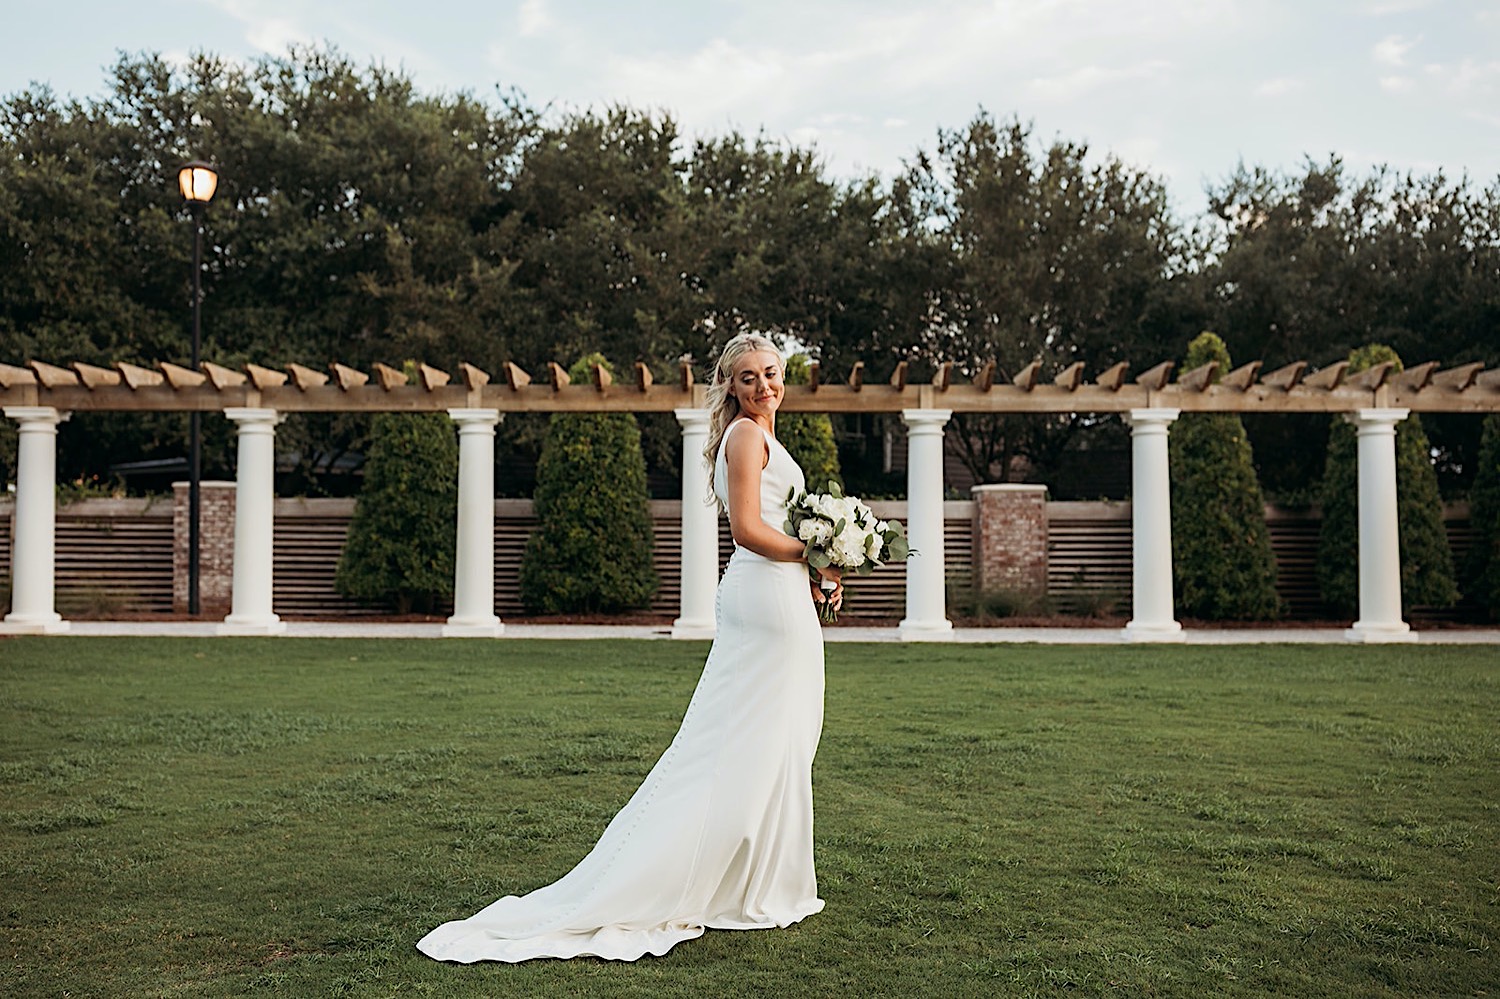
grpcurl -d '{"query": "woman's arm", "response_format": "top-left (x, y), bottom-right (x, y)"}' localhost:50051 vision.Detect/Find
top-left (724, 422), bottom-right (806, 562)
top-left (724, 421), bottom-right (844, 610)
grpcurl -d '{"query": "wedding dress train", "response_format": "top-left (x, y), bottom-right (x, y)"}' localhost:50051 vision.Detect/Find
top-left (417, 419), bottom-right (824, 962)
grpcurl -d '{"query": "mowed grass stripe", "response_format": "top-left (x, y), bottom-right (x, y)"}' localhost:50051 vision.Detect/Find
top-left (1, 639), bottom-right (1495, 998)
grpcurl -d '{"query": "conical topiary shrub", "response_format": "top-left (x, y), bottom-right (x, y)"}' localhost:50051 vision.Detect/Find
top-left (1317, 344), bottom-right (1459, 616)
top-left (1463, 413), bottom-right (1500, 620)
top-left (336, 410), bottom-right (458, 614)
top-left (1168, 331), bottom-right (1281, 619)
top-left (780, 353), bottom-right (842, 490)
top-left (519, 353), bottom-right (658, 613)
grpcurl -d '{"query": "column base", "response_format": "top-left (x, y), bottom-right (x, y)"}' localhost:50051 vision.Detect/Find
top-left (1345, 621), bottom-right (1418, 643)
top-left (670, 618), bottom-right (716, 640)
top-left (899, 618), bottom-right (954, 642)
top-left (442, 619), bottom-right (504, 638)
top-left (1121, 620), bottom-right (1186, 643)
top-left (217, 616), bottom-right (287, 636)
top-left (0, 614), bottom-right (71, 635)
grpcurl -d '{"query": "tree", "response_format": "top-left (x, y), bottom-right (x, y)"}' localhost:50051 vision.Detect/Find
top-left (335, 409), bottom-right (457, 613)
top-left (779, 353), bottom-right (841, 489)
top-left (1316, 344), bottom-right (1459, 616)
top-left (896, 111), bottom-right (1192, 486)
top-left (519, 354), bottom-right (658, 613)
top-left (1464, 414), bottom-right (1500, 619)
top-left (1168, 332), bottom-right (1280, 619)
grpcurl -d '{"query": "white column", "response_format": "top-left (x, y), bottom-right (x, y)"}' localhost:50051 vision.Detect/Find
top-left (1346, 408), bottom-right (1417, 643)
top-left (1122, 408), bottom-right (1184, 642)
top-left (444, 409), bottom-right (503, 637)
top-left (219, 408), bottom-right (286, 635)
top-left (2, 407), bottom-right (70, 634)
top-left (899, 409), bottom-right (953, 640)
top-left (672, 408), bottom-right (718, 639)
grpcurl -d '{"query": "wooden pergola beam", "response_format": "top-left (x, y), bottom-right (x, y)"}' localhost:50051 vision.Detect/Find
top-left (8, 356), bottom-right (1500, 415)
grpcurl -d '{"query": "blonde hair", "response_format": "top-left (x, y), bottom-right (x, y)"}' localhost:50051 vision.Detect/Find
top-left (701, 331), bottom-right (785, 484)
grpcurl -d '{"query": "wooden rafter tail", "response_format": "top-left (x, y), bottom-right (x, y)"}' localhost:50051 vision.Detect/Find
top-left (1346, 361), bottom-right (1394, 391)
top-left (1012, 360), bottom-right (1041, 392)
top-left (1053, 361), bottom-right (1084, 391)
top-left (460, 363), bottom-right (491, 391)
top-left (73, 361), bottom-right (122, 389)
top-left (548, 362), bottom-right (570, 391)
top-left (115, 361), bottom-right (164, 389)
top-left (806, 361), bottom-right (820, 392)
top-left (592, 363), bottom-right (612, 392)
top-left (846, 361), bottom-right (865, 391)
top-left (1093, 362), bottom-right (1129, 392)
top-left (417, 363), bottom-right (451, 391)
top-left (203, 361), bottom-right (247, 389)
top-left (1394, 361), bottom-right (1438, 392)
top-left (1177, 361), bottom-right (1218, 393)
top-left (1259, 361), bottom-right (1306, 391)
top-left (679, 361), bottom-right (694, 391)
top-left (245, 363), bottom-right (289, 390)
top-left (330, 362), bottom-right (369, 390)
top-left (933, 361), bottom-right (953, 392)
top-left (890, 360), bottom-right (908, 391)
top-left (1476, 368), bottom-right (1500, 389)
top-left (974, 360), bottom-right (995, 392)
top-left (373, 363), bottom-right (408, 390)
top-left (160, 362), bottom-right (208, 389)
top-left (0, 362), bottom-right (39, 388)
top-left (30, 360), bottom-right (81, 389)
top-left (1221, 361), bottom-right (1262, 391)
top-left (1303, 361), bottom-right (1349, 391)
top-left (503, 361), bottom-right (531, 390)
top-left (1135, 361), bottom-right (1174, 392)
top-left (1431, 362), bottom-right (1483, 391)
top-left (287, 363), bottom-right (328, 391)
top-left (634, 362), bottom-right (653, 392)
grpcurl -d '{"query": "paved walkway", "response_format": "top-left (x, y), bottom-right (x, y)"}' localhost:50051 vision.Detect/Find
top-left (31, 621), bottom-right (1500, 643)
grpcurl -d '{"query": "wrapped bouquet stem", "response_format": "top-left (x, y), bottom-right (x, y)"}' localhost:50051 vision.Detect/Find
top-left (783, 480), bottom-right (917, 622)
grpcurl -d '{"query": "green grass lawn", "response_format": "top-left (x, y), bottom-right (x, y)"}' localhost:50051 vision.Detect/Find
top-left (1, 638), bottom-right (1496, 998)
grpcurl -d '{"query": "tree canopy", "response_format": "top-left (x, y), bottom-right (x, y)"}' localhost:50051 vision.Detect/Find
top-left (2, 48), bottom-right (1497, 503)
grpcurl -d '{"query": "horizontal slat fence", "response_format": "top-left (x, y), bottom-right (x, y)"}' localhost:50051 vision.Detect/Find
top-left (0, 497), bottom-right (1479, 622)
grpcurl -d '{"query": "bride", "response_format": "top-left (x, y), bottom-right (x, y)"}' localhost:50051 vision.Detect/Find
top-left (417, 332), bottom-right (843, 963)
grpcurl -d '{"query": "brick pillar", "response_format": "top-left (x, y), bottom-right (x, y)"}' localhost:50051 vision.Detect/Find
top-left (174, 480), bottom-right (236, 615)
top-left (970, 484), bottom-right (1048, 595)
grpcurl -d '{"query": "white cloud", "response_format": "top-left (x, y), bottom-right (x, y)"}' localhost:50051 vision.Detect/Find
top-left (1026, 60), bottom-right (1173, 103)
top-left (1372, 33), bottom-right (1419, 67)
top-left (518, 0), bottom-right (551, 37)
top-left (205, 0), bottom-right (313, 55)
top-left (1380, 74), bottom-right (1415, 92)
top-left (1254, 76), bottom-right (1302, 97)
top-left (1362, 0), bottom-right (1435, 13)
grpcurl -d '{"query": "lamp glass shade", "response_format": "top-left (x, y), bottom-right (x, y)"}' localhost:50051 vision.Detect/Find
top-left (178, 163), bottom-right (219, 203)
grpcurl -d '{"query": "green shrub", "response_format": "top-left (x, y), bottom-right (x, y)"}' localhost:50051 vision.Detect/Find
top-left (780, 354), bottom-right (842, 489)
top-left (1317, 344), bottom-right (1459, 616)
top-left (519, 354), bottom-right (658, 613)
top-left (1463, 414), bottom-right (1500, 619)
top-left (335, 411), bottom-right (458, 614)
top-left (1169, 332), bottom-right (1280, 620)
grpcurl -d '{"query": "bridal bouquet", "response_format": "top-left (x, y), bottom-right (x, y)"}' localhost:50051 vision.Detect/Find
top-left (784, 481), bottom-right (915, 622)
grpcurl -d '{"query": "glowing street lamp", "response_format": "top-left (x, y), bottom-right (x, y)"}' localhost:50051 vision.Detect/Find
top-left (178, 159), bottom-right (218, 616)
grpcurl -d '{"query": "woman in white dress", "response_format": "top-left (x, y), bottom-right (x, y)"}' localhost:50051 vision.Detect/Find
top-left (417, 332), bottom-right (842, 963)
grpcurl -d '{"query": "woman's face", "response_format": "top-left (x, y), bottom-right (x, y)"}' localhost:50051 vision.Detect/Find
top-left (728, 349), bottom-right (785, 421)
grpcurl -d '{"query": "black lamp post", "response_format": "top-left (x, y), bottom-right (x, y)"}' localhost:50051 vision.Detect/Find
top-left (178, 160), bottom-right (218, 616)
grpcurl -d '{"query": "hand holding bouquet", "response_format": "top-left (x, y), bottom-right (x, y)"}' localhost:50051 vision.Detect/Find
top-left (784, 480), bottom-right (916, 622)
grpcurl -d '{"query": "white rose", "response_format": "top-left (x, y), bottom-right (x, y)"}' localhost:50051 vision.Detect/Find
top-left (866, 532), bottom-right (884, 560)
top-left (798, 519), bottom-right (833, 545)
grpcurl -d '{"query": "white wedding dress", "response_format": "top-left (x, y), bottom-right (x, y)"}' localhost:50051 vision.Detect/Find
top-left (417, 418), bottom-right (825, 963)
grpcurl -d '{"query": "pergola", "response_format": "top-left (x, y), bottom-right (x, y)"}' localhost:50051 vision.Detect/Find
top-left (4, 356), bottom-right (1498, 641)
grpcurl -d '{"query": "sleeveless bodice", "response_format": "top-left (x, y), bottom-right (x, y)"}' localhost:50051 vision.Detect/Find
top-left (713, 419), bottom-right (805, 537)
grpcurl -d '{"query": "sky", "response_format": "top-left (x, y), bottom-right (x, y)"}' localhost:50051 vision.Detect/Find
top-left (2, 0), bottom-right (1497, 215)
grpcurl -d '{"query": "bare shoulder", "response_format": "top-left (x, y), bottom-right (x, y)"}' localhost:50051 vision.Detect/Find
top-left (723, 419), bottom-right (769, 470)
